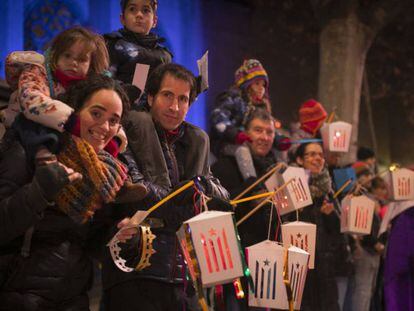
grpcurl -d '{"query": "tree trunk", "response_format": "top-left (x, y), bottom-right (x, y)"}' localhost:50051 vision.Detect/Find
top-left (318, 13), bottom-right (375, 164)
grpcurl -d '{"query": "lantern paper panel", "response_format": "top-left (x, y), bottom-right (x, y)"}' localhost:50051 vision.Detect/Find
top-left (320, 121), bottom-right (352, 152)
top-left (384, 168), bottom-right (414, 201)
top-left (265, 166), bottom-right (313, 216)
top-left (247, 242), bottom-right (309, 310)
top-left (341, 195), bottom-right (375, 235)
top-left (177, 211), bottom-right (244, 287)
top-left (281, 221), bottom-right (316, 269)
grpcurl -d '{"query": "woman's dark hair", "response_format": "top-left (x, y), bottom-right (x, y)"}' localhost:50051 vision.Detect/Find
top-left (145, 63), bottom-right (197, 104)
top-left (371, 176), bottom-right (387, 190)
top-left (295, 142), bottom-right (323, 160)
top-left (63, 75), bottom-right (130, 118)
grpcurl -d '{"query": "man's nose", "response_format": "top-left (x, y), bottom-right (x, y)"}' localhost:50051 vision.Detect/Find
top-left (169, 99), bottom-right (179, 112)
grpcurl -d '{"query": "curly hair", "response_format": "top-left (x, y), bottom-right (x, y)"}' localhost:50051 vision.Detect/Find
top-left (63, 75), bottom-right (130, 119)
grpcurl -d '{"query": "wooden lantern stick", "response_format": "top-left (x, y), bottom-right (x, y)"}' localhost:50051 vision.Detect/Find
top-left (147, 180), bottom-right (195, 214)
top-left (333, 179), bottom-right (353, 199)
top-left (236, 179), bottom-right (294, 226)
top-left (326, 111), bottom-right (335, 124)
top-left (232, 163), bottom-right (285, 201)
top-left (230, 191), bottom-right (276, 206)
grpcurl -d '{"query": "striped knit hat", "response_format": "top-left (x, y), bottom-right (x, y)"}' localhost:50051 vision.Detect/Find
top-left (299, 99), bottom-right (327, 136)
top-left (234, 59), bottom-right (269, 91)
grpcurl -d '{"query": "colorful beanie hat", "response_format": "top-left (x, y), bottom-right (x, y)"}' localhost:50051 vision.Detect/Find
top-left (299, 99), bottom-right (327, 136)
top-left (234, 59), bottom-right (269, 91)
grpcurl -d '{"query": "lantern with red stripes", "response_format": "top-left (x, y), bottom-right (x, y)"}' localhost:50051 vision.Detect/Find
top-left (247, 241), bottom-right (309, 310)
top-left (385, 168), bottom-right (414, 201)
top-left (340, 195), bottom-right (375, 235)
top-left (265, 166), bottom-right (313, 215)
top-left (320, 121), bottom-right (352, 152)
top-left (177, 211), bottom-right (244, 287)
top-left (281, 221), bottom-right (316, 269)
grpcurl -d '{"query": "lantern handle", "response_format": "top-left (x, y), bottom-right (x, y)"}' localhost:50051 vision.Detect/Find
top-left (236, 179), bottom-right (294, 226)
top-left (230, 191), bottom-right (276, 206)
top-left (232, 162), bottom-right (285, 201)
top-left (283, 248), bottom-right (295, 311)
top-left (326, 111), bottom-right (335, 123)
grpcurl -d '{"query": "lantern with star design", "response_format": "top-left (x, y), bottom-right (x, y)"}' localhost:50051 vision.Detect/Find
top-left (264, 166), bottom-right (313, 215)
top-left (320, 121), bottom-right (352, 152)
top-left (177, 211), bottom-right (244, 287)
top-left (281, 221), bottom-right (316, 269)
top-left (384, 167), bottom-right (414, 201)
top-left (247, 241), bottom-right (310, 310)
top-left (341, 195), bottom-right (375, 235)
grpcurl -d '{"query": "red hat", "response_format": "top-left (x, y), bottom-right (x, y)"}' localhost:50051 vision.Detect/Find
top-left (299, 99), bottom-right (327, 136)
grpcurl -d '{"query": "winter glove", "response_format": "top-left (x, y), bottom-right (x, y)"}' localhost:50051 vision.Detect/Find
top-left (192, 175), bottom-right (212, 195)
top-left (34, 161), bottom-right (71, 202)
top-left (235, 131), bottom-right (252, 145)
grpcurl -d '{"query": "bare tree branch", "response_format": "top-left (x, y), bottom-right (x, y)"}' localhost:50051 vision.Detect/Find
top-left (364, 0), bottom-right (414, 33)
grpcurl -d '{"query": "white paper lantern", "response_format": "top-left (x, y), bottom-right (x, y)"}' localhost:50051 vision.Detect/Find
top-left (340, 195), bottom-right (375, 235)
top-left (282, 221), bottom-right (316, 269)
top-left (247, 241), bottom-right (309, 310)
top-left (320, 121), bottom-right (352, 152)
top-left (385, 168), bottom-right (414, 201)
top-left (265, 166), bottom-right (313, 215)
top-left (177, 211), bottom-right (244, 287)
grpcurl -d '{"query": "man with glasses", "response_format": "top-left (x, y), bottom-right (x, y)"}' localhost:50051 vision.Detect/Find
top-left (102, 63), bottom-right (229, 310)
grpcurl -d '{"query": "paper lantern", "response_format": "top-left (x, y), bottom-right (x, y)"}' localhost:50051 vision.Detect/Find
top-left (340, 195), bottom-right (375, 235)
top-left (177, 211), bottom-right (244, 287)
top-left (385, 168), bottom-right (414, 201)
top-left (281, 221), bottom-right (316, 269)
top-left (265, 166), bottom-right (313, 215)
top-left (320, 121), bottom-right (352, 152)
top-left (247, 241), bottom-right (309, 310)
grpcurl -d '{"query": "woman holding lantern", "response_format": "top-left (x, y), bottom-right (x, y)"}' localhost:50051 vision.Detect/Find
top-left (290, 142), bottom-right (350, 311)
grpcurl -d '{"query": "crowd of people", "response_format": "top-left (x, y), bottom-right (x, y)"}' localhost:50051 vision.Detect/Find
top-left (0, 0), bottom-right (413, 310)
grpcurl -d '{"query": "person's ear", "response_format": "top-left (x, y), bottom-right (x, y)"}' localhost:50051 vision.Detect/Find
top-left (152, 15), bottom-right (158, 28)
top-left (296, 156), bottom-right (304, 166)
top-left (120, 14), bottom-right (126, 27)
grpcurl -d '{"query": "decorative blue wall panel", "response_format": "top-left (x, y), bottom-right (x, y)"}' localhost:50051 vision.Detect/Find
top-left (0, 0), bottom-right (206, 129)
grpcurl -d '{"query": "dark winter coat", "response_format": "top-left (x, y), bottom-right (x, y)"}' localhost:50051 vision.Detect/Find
top-left (285, 169), bottom-right (347, 311)
top-left (104, 29), bottom-right (172, 85)
top-left (212, 150), bottom-right (280, 248)
top-left (210, 88), bottom-right (269, 155)
top-left (102, 113), bottom-right (229, 289)
top-left (0, 133), bottom-right (94, 310)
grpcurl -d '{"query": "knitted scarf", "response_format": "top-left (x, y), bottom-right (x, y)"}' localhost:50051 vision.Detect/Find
top-left (308, 167), bottom-right (333, 199)
top-left (56, 134), bottom-right (128, 223)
